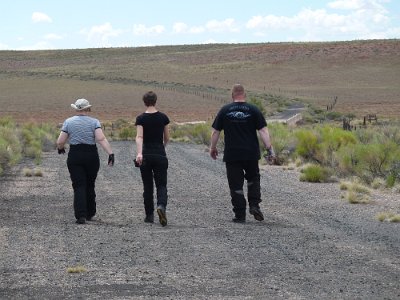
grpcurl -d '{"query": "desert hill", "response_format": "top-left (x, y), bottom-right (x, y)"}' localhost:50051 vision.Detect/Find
top-left (0, 39), bottom-right (399, 123)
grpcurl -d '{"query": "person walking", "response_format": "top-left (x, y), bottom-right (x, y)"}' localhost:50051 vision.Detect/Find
top-left (210, 84), bottom-right (274, 223)
top-left (135, 91), bottom-right (170, 226)
top-left (57, 98), bottom-right (114, 224)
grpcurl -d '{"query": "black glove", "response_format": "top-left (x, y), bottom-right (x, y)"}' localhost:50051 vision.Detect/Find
top-left (58, 148), bottom-right (65, 154)
top-left (264, 146), bottom-right (276, 165)
top-left (108, 154), bottom-right (115, 166)
top-left (266, 146), bottom-right (275, 157)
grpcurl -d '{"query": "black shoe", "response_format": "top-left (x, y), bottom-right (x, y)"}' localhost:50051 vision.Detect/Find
top-left (249, 206), bottom-right (264, 221)
top-left (156, 206), bottom-right (167, 227)
top-left (76, 217), bottom-right (86, 224)
top-left (232, 216), bottom-right (246, 223)
top-left (144, 214), bottom-right (154, 223)
top-left (86, 215), bottom-right (95, 221)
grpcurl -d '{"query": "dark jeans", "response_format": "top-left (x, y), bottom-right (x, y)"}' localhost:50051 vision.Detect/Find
top-left (225, 160), bottom-right (261, 218)
top-left (67, 145), bottom-right (100, 220)
top-left (140, 154), bottom-right (168, 216)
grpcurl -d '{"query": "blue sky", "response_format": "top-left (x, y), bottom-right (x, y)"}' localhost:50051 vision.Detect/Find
top-left (1, 0), bottom-right (399, 50)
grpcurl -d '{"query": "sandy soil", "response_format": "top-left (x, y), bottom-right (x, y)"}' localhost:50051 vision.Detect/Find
top-left (0, 141), bottom-right (399, 299)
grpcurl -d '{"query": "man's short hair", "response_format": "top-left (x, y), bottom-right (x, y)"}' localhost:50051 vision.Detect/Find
top-left (232, 84), bottom-right (245, 98)
top-left (143, 91), bottom-right (157, 106)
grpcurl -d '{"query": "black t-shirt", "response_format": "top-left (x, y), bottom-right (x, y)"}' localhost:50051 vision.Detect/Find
top-left (135, 111), bottom-right (170, 155)
top-left (212, 102), bottom-right (267, 162)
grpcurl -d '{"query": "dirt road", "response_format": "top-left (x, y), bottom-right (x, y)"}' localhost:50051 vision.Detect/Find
top-left (0, 141), bottom-right (399, 299)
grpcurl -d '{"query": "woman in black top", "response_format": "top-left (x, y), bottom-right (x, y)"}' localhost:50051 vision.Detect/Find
top-left (135, 91), bottom-right (170, 226)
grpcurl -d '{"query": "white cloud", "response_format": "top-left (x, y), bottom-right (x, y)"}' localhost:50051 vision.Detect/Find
top-left (45, 33), bottom-right (62, 40)
top-left (172, 22), bottom-right (188, 33)
top-left (205, 18), bottom-right (239, 33)
top-left (133, 24), bottom-right (165, 35)
top-left (80, 22), bottom-right (123, 47)
top-left (32, 12), bottom-right (52, 23)
top-left (172, 22), bottom-right (204, 34)
top-left (246, 0), bottom-right (392, 40)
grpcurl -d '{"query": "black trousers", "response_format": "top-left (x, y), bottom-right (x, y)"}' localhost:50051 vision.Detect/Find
top-left (139, 154), bottom-right (168, 216)
top-left (225, 160), bottom-right (261, 218)
top-left (67, 145), bottom-right (100, 220)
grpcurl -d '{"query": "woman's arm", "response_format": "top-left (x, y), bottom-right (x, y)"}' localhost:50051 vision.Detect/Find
top-left (95, 128), bottom-right (113, 155)
top-left (135, 125), bottom-right (144, 165)
top-left (56, 131), bottom-right (68, 150)
top-left (163, 125), bottom-right (170, 147)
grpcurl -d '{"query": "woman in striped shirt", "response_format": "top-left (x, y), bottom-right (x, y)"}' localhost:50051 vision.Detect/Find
top-left (57, 98), bottom-right (114, 224)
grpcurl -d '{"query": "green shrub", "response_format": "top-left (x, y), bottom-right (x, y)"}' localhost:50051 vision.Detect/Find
top-left (264, 123), bottom-right (293, 165)
top-left (189, 123), bottom-right (211, 146)
top-left (300, 164), bottom-right (331, 183)
top-left (295, 129), bottom-right (320, 162)
top-left (119, 126), bottom-right (136, 140)
top-left (170, 122), bottom-right (211, 146)
top-left (248, 97), bottom-right (266, 116)
top-left (319, 126), bottom-right (357, 168)
top-left (353, 142), bottom-right (399, 179)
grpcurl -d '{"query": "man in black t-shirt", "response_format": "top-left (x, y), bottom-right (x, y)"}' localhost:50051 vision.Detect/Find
top-left (135, 91), bottom-right (170, 226)
top-left (210, 84), bottom-right (274, 223)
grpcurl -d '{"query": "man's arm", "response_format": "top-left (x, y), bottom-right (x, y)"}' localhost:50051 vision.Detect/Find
top-left (258, 126), bottom-right (272, 150)
top-left (209, 129), bottom-right (220, 160)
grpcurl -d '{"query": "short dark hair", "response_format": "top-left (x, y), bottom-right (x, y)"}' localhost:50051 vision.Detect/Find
top-left (232, 84), bottom-right (245, 98)
top-left (143, 91), bottom-right (157, 106)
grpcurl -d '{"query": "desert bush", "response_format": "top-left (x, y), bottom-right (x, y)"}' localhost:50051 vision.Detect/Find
top-left (295, 129), bottom-right (320, 162)
top-left (299, 164), bottom-right (331, 183)
top-left (0, 118), bottom-right (23, 174)
top-left (325, 111), bottom-right (343, 121)
top-left (118, 125), bottom-right (136, 141)
top-left (352, 142), bottom-right (399, 179)
top-left (248, 97), bottom-right (266, 116)
top-left (189, 123), bottom-right (211, 146)
top-left (21, 123), bottom-right (58, 164)
top-left (264, 123), bottom-right (294, 165)
top-left (0, 118), bottom-right (58, 174)
top-left (170, 122), bottom-right (213, 146)
top-left (319, 126), bottom-right (357, 168)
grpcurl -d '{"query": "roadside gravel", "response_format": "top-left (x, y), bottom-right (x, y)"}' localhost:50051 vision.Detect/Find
top-left (0, 141), bottom-right (399, 299)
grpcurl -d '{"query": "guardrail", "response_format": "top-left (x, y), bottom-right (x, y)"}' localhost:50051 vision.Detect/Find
top-left (267, 113), bottom-right (302, 126)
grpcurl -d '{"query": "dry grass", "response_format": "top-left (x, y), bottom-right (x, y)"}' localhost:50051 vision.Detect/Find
top-left (340, 180), bottom-right (371, 204)
top-left (67, 265), bottom-right (87, 273)
top-left (376, 212), bottom-right (400, 223)
top-left (1, 40), bottom-right (399, 124)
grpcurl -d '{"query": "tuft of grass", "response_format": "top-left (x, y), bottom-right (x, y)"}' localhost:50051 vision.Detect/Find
top-left (346, 190), bottom-right (370, 204)
top-left (341, 181), bottom-right (371, 204)
top-left (23, 168), bottom-right (33, 177)
top-left (67, 265), bottom-right (87, 273)
top-left (371, 178), bottom-right (385, 190)
top-left (33, 168), bottom-right (43, 177)
top-left (376, 212), bottom-right (400, 222)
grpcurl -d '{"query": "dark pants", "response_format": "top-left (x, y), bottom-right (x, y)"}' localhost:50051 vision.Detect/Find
top-left (67, 145), bottom-right (100, 220)
top-left (225, 160), bottom-right (261, 218)
top-left (140, 154), bottom-right (168, 216)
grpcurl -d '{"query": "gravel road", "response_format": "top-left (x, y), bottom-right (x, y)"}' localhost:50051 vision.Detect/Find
top-left (1, 141), bottom-right (399, 299)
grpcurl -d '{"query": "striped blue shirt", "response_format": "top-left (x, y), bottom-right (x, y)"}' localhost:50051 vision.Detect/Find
top-left (61, 115), bottom-right (101, 145)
